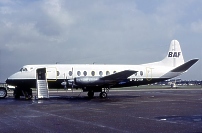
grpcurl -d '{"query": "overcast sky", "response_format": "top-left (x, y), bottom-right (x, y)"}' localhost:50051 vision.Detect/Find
top-left (0, 0), bottom-right (201, 82)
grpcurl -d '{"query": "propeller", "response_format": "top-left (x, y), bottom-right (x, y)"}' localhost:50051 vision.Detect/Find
top-left (64, 76), bottom-right (67, 89)
top-left (61, 73), bottom-right (67, 89)
top-left (61, 68), bottom-right (74, 91)
top-left (71, 67), bottom-right (74, 91)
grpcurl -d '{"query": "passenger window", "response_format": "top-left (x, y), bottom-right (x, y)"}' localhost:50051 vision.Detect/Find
top-left (77, 71), bottom-right (81, 76)
top-left (83, 71), bottom-right (87, 76)
top-left (57, 71), bottom-right (60, 76)
top-left (91, 71), bottom-right (95, 76)
top-left (106, 71), bottom-right (110, 75)
top-left (69, 71), bottom-right (72, 76)
top-left (135, 72), bottom-right (137, 76)
top-left (99, 71), bottom-right (103, 76)
top-left (140, 71), bottom-right (143, 76)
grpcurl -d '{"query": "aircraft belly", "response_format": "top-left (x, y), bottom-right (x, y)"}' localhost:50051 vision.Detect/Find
top-left (6, 77), bottom-right (169, 89)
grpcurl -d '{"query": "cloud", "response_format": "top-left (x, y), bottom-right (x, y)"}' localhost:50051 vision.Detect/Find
top-left (0, 0), bottom-right (201, 81)
top-left (38, 0), bottom-right (74, 36)
top-left (0, 0), bottom-right (74, 54)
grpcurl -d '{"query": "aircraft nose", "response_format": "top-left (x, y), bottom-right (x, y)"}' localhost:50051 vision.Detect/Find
top-left (5, 73), bottom-right (19, 86)
top-left (5, 78), bottom-right (8, 84)
top-left (6, 77), bottom-right (13, 85)
top-left (6, 78), bottom-right (10, 83)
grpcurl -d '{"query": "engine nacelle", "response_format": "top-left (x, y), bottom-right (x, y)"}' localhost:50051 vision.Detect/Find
top-left (74, 76), bottom-right (106, 86)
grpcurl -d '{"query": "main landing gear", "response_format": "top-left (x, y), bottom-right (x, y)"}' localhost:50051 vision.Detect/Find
top-left (99, 92), bottom-right (107, 98)
top-left (87, 88), bottom-right (109, 99)
top-left (99, 88), bottom-right (109, 98)
top-left (87, 90), bottom-right (94, 98)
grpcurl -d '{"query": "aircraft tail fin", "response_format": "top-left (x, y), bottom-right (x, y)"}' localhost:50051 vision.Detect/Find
top-left (161, 40), bottom-right (184, 67)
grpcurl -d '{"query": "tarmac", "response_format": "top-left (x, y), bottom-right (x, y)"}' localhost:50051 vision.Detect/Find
top-left (0, 87), bottom-right (202, 133)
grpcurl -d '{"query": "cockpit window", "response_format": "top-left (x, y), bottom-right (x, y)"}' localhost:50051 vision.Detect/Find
top-left (20, 68), bottom-right (28, 72)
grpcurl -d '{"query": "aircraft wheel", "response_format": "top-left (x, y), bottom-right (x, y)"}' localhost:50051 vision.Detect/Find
top-left (87, 90), bottom-right (94, 98)
top-left (100, 92), bottom-right (107, 98)
top-left (14, 94), bottom-right (20, 99)
top-left (0, 87), bottom-right (7, 98)
top-left (26, 88), bottom-right (33, 100)
top-left (14, 87), bottom-right (21, 99)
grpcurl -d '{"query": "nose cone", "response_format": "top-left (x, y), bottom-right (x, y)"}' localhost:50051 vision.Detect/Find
top-left (5, 78), bottom-right (9, 84)
top-left (6, 75), bottom-right (16, 86)
top-left (5, 72), bottom-right (22, 86)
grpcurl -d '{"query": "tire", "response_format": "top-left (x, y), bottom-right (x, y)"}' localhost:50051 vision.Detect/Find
top-left (27, 88), bottom-right (33, 100)
top-left (14, 87), bottom-right (21, 99)
top-left (0, 87), bottom-right (7, 99)
top-left (14, 93), bottom-right (20, 99)
top-left (87, 91), bottom-right (94, 98)
top-left (100, 92), bottom-right (107, 98)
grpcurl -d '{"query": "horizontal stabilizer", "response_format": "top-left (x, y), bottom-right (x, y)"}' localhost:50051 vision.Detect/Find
top-left (100, 70), bottom-right (137, 80)
top-left (170, 59), bottom-right (199, 72)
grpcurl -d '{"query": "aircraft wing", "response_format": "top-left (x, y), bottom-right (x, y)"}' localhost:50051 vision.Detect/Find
top-left (100, 70), bottom-right (137, 81)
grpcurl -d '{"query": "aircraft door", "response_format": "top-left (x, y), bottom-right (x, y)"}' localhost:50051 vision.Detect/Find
top-left (36, 68), bottom-right (46, 80)
top-left (146, 67), bottom-right (153, 81)
top-left (47, 67), bottom-right (57, 81)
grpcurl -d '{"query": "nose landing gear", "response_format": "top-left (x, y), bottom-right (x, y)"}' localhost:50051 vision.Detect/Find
top-left (14, 87), bottom-right (33, 99)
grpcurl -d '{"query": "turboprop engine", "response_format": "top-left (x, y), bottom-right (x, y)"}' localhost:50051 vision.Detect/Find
top-left (74, 76), bottom-right (107, 86)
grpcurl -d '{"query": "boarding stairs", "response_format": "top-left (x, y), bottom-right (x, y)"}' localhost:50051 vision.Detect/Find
top-left (36, 68), bottom-right (49, 99)
top-left (37, 80), bottom-right (49, 98)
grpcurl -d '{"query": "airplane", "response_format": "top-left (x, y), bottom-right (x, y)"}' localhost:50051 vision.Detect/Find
top-left (5, 40), bottom-right (199, 99)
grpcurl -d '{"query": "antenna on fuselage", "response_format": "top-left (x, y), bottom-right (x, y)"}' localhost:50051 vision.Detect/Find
top-left (71, 67), bottom-right (74, 91)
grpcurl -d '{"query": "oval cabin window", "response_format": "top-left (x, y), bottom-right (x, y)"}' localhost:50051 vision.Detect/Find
top-left (91, 71), bottom-right (95, 76)
top-left (99, 71), bottom-right (103, 76)
top-left (69, 71), bottom-right (72, 76)
top-left (106, 71), bottom-right (110, 75)
top-left (57, 71), bottom-right (60, 76)
top-left (77, 71), bottom-right (81, 76)
top-left (140, 71), bottom-right (143, 76)
top-left (83, 71), bottom-right (87, 76)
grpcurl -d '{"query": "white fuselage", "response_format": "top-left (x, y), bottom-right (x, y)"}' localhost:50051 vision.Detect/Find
top-left (6, 63), bottom-right (177, 88)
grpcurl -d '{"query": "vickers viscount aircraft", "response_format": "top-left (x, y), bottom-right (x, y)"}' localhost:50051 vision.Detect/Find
top-left (5, 40), bottom-right (199, 99)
